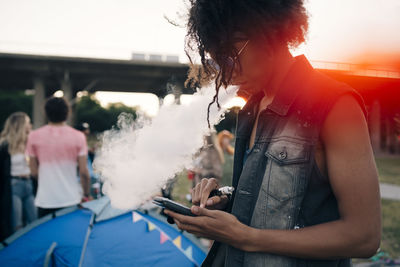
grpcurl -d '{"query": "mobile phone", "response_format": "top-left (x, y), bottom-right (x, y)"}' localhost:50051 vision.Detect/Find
top-left (153, 197), bottom-right (196, 217)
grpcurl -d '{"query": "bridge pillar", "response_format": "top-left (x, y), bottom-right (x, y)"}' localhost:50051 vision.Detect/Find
top-left (61, 71), bottom-right (74, 126)
top-left (369, 100), bottom-right (381, 154)
top-left (173, 85), bottom-right (182, 105)
top-left (33, 76), bottom-right (46, 129)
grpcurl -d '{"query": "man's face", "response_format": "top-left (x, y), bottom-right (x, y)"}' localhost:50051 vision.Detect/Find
top-left (226, 40), bottom-right (276, 97)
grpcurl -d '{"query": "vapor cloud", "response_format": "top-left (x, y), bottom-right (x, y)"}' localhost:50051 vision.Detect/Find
top-left (94, 85), bottom-right (238, 210)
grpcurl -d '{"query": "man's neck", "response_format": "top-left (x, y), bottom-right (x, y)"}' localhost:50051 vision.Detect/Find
top-left (262, 50), bottom-right (295, 100)
top-left (48, 122), bottom-right (66, 126)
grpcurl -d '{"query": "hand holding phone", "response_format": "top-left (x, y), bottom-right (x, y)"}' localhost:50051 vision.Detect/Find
top-left (153, 197), bottom-right (196, 217)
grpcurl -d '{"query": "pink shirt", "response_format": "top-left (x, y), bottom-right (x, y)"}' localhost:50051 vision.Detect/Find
top-left (27, 125), bottom-right (87, 208)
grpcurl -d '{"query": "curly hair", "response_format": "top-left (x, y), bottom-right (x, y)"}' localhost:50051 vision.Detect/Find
top-left (185, 0), bottom-right (309, 127)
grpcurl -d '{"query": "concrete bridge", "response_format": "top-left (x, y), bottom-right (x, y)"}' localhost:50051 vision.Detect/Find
top-left (0, 52), bottom-right (192, 128)
top-left (0, 52), bottom-right (399, 154)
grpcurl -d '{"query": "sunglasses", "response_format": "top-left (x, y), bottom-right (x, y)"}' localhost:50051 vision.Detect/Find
top-left (208, 40), bottom-right (250, 73)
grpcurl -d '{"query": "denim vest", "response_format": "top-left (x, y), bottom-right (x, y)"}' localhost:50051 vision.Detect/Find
top-left (202, 56), bottom-right (366, 267)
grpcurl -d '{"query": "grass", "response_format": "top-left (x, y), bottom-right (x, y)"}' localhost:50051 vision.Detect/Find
top-left (376, 157), bottom-right (400, 259)
top-left (380, 199), bottom-right (400, 259)
top-left (171, 171), bottom-right (192, 207)
top-left (375, 157), bottom-right (400, 259)
top-left (375, 157), bottom-right (400, 186)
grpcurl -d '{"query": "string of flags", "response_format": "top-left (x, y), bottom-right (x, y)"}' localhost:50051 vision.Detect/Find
top-left (132, 211), bottom-right (194, 261)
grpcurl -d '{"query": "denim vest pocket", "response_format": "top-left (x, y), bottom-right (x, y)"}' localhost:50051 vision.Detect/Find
top-left (266, 139), bottom-right (310, 165)
top-left (264, 138), bottom-right (310, 202)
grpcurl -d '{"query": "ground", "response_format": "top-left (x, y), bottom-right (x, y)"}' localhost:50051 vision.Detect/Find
top-left (376, 157), bottom-right (400, 260)
top-left (380, 199), bottom-right (400, 259)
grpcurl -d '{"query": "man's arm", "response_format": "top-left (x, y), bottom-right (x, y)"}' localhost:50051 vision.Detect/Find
top-left (241, 95), bottom-right (381, 258)
top-left (29, 156), bottom-right (39, 178)
top-left (78, 155), bottom-right (91, 198)
top-left (167, 95), bottom-right (381, 259)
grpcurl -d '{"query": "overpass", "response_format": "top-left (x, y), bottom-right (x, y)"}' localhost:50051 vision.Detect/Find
top-left (0, 52), bottom-right (193, 128)
top-left (312, 61), bottom-right (400, 154)
top-left (0, 52), bottom-right (399, 154)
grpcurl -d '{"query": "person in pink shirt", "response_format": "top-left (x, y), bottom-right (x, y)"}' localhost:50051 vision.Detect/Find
top-left (27, 97), bottom-right (91, 217)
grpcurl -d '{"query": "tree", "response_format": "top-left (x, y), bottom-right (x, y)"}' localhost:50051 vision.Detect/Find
top-left (0, 90), bottom-right (33, 130)
top-left (75, 95), bottom-right (137, 133)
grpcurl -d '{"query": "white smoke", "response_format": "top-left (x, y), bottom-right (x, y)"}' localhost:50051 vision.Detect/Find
top-left (93, 85), bottom-right (238, 210)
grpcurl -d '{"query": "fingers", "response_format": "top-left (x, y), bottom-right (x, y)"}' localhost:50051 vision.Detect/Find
top-left (174, 219), bottom-right (203, 235)
top-left (192, 180), bottom-right (206, 205)
top-left (191, 187), bottom-right (197, 205)
top-left (200, 178), bottom-right (219, 208)
top-left (165, 208), bottom-right (223, 239)
top-left (205, 196), bottom-right (219, 207)
top-left (198, 178), bottom-right (209, 207)
top-left (206, 195), bottom-right (228, 208)
top-left (192, 178), bottom-right (219, 207)
top-left (165, 209), bottom-right (183, 220)
top-left (191, 205), bottom-right (217, 218)
top-left (165, 206), bottom-right (216, 223)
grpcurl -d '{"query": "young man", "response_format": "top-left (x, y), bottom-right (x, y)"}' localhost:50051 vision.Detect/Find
top-left (27, 97), bottom-right (91, 217)
top-left (165, 1), bottom-right (381, 266)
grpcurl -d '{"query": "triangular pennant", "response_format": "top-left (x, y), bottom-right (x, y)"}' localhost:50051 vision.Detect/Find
top-left (173, 235), bottom-right (182, 248)
top-left (184, 246), bottom-right (193, 259)
top-left (160, 231), bottom-right (169, 244)
top-left (132, 212), bottom-right (142, 223)
top-left (147, 222), bottom-right (156, 232)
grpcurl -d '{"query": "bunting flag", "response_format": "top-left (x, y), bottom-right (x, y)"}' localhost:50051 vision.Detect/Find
top-left (147, 222), bottom-right (156, 232)
top-left (130, 211), bottom-right (197, 265)
top-left (184, 246), bottom-right (193, 259)
top-left (160, 232), bottom-right (169, 244)
top-left (173, 236), bottom-right (182, 248)
top-left (132, 212), bottom-right (142, 223)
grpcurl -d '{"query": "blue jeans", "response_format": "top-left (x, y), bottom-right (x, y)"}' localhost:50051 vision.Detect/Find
top-left (11, 177), bottom-right (37, 231)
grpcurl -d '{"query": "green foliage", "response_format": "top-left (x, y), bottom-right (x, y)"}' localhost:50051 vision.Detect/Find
top-left (75, 95), bottom-right (137, 133)
top-left (0, 91), bottom-right (33, 130)
top-left (376, 157), bottom-right (400, 186)
top-left (381, 199), bottom-right (400, 258)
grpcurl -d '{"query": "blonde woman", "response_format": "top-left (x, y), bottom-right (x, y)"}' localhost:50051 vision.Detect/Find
top-left (0, 112), bottom-right (37, 236)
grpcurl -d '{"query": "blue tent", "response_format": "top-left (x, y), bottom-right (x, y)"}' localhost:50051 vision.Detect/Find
top-left (0, 197), bottom-right (206, 267)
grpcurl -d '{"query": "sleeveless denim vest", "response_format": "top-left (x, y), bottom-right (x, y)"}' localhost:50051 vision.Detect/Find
top-left (202, 56), bottom-right (366, 267)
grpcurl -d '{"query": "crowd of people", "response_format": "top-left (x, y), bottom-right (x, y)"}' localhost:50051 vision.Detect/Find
top-left (0, 97), bottom-right (98, 242)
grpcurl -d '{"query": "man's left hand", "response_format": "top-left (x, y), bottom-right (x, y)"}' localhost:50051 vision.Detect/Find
top-left (164, 206), bottom-right (248, 250)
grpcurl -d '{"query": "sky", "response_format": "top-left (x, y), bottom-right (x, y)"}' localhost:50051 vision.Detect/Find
top-left (301, 0), bottom-right (400, 66)
top-left (0, 0), bottom-right (188, 60)
top-left (0, 0), bottom-right (399, 115)
top-left (1, 0), bottom-right (400, 63)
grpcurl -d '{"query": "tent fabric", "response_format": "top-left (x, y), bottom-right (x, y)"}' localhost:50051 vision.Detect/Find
top-left (0, 198), bottom-right (206, 267)
top-left (82, 197), bottom-right (128, 223)
top-left (132, 211), bottom-right (205, 265)
top-left (0, 209), bottom-right (91, 267)
top-left (81, 212), bottom-right (198, 267)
